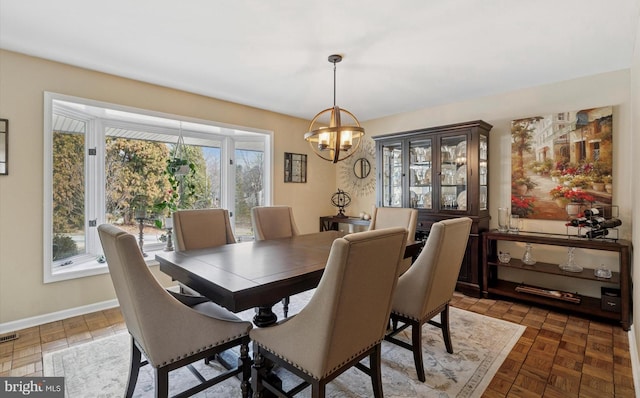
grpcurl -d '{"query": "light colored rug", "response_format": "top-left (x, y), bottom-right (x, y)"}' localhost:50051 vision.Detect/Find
top-left (43, 293), bottom-right (524, 398)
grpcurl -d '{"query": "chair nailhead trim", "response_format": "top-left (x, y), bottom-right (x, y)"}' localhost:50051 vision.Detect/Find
top-left (157, 332), bottom-right (249, 366)
top-left (258, 339), bottom-right (382, 379)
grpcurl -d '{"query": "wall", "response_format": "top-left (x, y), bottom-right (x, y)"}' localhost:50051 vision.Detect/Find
top-left (630, 10), bottom-right (640, 370)
top-left (0, 50), bottom-right (337, 324)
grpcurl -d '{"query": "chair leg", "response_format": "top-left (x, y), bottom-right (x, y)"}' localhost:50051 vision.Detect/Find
top-left (239, 342), bottom-right (251, 398)
top-left (370, 344), bottom-right (384, 398)
top-left (441, 305), bottom-right (453, 354)
top-left (251, 350), bottom-right (265, 398)
top-left (412, 320), bottom-right (426, 382)
top-left (311, 380), bottom-right (326, 398)
top-left (282, 296), bottom-right (290, 318)
top-left (125, 338), bottom-right (142, 398)
top-left (155, 368), bottom-right (169, 398)
top-left (391, 314), bottom-right (398, 331)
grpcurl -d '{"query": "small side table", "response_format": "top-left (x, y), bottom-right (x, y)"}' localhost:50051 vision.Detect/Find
top-left (319, 215), bottom-right (370, 232)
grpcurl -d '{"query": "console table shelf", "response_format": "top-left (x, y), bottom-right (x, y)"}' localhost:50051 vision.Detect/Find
top-left (483, 230), bottom-right (631, 330)
top-left (486, 259), bottom-right (621, 284)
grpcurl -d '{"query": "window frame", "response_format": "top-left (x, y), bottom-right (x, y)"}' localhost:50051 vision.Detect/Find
top-left (43, 92), bottom-right (273, 283)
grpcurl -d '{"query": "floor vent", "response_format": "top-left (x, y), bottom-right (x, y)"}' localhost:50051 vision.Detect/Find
top-left (0, 333), bottom-right (18, 343)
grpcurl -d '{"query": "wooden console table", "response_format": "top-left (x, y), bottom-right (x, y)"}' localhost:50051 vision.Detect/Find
top-left (483, 230), bottom-right (632, 330)
top-left (319, 215), bottom-right (370, 232)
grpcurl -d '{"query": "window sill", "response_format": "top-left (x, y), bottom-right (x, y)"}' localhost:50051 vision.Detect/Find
top-left (45, 250), bottom-right (162, 283)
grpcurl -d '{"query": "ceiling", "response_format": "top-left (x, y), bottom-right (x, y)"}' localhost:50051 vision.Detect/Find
top-left (1, 0), bottom-right (638, 122)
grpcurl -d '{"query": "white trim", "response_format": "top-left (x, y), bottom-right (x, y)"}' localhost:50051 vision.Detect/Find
top-left (0, 284), bottom-right (181, 335)
top-left (629, 324), bottom-right (640, 395)
top-left (0, 299), bottom-right (118, 335)
top-left (43, 91), bottom-right (273, 283)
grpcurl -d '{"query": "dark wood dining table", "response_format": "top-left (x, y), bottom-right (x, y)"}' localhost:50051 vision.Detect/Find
top-left (156, 230), bottom-right (423, 327)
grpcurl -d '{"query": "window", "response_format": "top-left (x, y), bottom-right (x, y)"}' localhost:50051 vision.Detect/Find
top-left (44, 93), bottom-right (272, 282)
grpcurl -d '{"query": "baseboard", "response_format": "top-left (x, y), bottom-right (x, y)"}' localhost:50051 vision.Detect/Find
top-left (0, 299), bottom-right (119, 335)
top-left (0, 285), bottom-right (181, 334)
top-left (629, 324), bottom-right (640, 394)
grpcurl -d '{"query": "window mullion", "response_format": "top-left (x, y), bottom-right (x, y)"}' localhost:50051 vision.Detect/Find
top-left (85, 119), bottom-right (100, 256)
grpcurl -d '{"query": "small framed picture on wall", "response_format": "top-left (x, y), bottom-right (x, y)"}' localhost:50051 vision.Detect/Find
top-left (284, 152), bottom-right (307, 183)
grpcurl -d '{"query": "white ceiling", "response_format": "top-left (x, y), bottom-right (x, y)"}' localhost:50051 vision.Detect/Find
top-left (1, 0), bottom-right (638, 122)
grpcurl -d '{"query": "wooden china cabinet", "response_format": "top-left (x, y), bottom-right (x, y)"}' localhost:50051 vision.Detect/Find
top-left (374, 120), bottom-right (492, 297)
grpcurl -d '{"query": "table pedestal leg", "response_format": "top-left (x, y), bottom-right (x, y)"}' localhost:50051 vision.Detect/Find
top-left (253, 305), bottom-right (278, 327)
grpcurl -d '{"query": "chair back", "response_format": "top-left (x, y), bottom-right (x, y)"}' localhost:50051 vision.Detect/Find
top-left (98, 224), bottom-right (250, 367)
top-left (173, 208), bottom-right (235, 251)
top-left (392, 217), bottom-right (472, 320)
top-left (260, 227), bottom-right (407, 378)
top-left (368, 207), bottom-right (418, 240)
top-left (98, 224), bottom-right (177, 364)
top-left (251, 206), bottom-right (300, 240)
top-left (368, 207), bottom-right (418, 274)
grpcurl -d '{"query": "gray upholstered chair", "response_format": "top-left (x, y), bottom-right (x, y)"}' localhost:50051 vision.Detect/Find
top-left (173, 208), bottom-right (236, 251)
top-left (384, 217), bottom-right (472, 382)
top-left (251, 205), bottom-right (300, 317)
top-left (97, 224), bottom-right (253, 398)
top-left (368, 207), bottom-right (418, 275)
top-left (250, 227), bottom-right (408, 398)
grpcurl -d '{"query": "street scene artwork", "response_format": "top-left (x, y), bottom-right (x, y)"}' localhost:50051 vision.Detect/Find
top-left (510, 106), bottom-right (613, 221)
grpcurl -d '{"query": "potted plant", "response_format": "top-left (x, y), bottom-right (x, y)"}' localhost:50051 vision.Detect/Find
top-left (591, 175), bottom-right (605, 192)
top-left (563, 188), bottom-right (595, 217)
top-left (549, 185), bottom-right (571, 208)
top-left (567, 174), bottom-right (592, 189)
top-left (513, 177), bottom-right (536, 196)
top-left (511, 195), bottom-right (535, 218)
top-left (153, 157), bottom-right (196, 229)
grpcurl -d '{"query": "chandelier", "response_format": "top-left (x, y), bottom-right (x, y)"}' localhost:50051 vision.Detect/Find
top-left (304, 54), bottom-right (365, 163)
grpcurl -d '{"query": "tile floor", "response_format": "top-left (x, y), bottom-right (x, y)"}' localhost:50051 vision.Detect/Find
top-left (0, 293), bottom-right (636, 397)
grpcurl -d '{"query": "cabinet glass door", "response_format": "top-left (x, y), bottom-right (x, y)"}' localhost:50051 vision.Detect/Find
top-left (440, 135), bottom-right (467, 211)
top-left (409, 139), bottom-right (432, 209)
top-left (479, 134), bottom-right (488, 211)
top-left (381, 142), bottom-right (403, 207)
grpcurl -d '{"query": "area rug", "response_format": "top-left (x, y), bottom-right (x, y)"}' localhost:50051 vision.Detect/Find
top-left (43, 294), bottom-right (524, 397)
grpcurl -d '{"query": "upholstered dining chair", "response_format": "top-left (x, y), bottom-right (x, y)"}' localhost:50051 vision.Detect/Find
top-left (172, 208), bottom-right (236, 298)
top-left (384, 217), bottom-right (472, 382)
top-left (251, 205), bottom-right (300, 317)
top-left (250, 227), bottom-right (408, 398)
top-left (251, 205), bottom-right (300, 240)
top-left (173, 208), bottom-right (236, 251)
top-left (97, 224), bottom-right (253, 398)
top-left (368, 206), bottom-right (418, 275)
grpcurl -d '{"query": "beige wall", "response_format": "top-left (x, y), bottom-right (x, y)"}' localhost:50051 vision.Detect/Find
top-left (0, 50), bottom-right (337, 324)
top-left (630, 12), bottom-right (640, 366)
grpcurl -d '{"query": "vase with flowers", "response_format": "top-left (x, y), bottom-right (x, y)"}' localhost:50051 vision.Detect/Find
top-left (549, 185), bottom-right (595, 216)
top-left (565, 189), bottom-right (594, 217)
top-left (549, 185), bottom-right (571, 208)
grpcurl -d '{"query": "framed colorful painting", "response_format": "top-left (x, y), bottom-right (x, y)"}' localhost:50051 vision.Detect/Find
top-left (511, 106), bottom-right (612, 221)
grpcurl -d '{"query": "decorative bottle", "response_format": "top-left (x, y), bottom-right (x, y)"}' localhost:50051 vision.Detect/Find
top-left (522, 243), bottom-right (536, 265)
top-left (559, 247), bottom-right (583, 272)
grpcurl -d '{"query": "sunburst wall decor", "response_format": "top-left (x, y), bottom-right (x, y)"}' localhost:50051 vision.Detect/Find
top-left (340, 137), bottom-right (376, 197)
